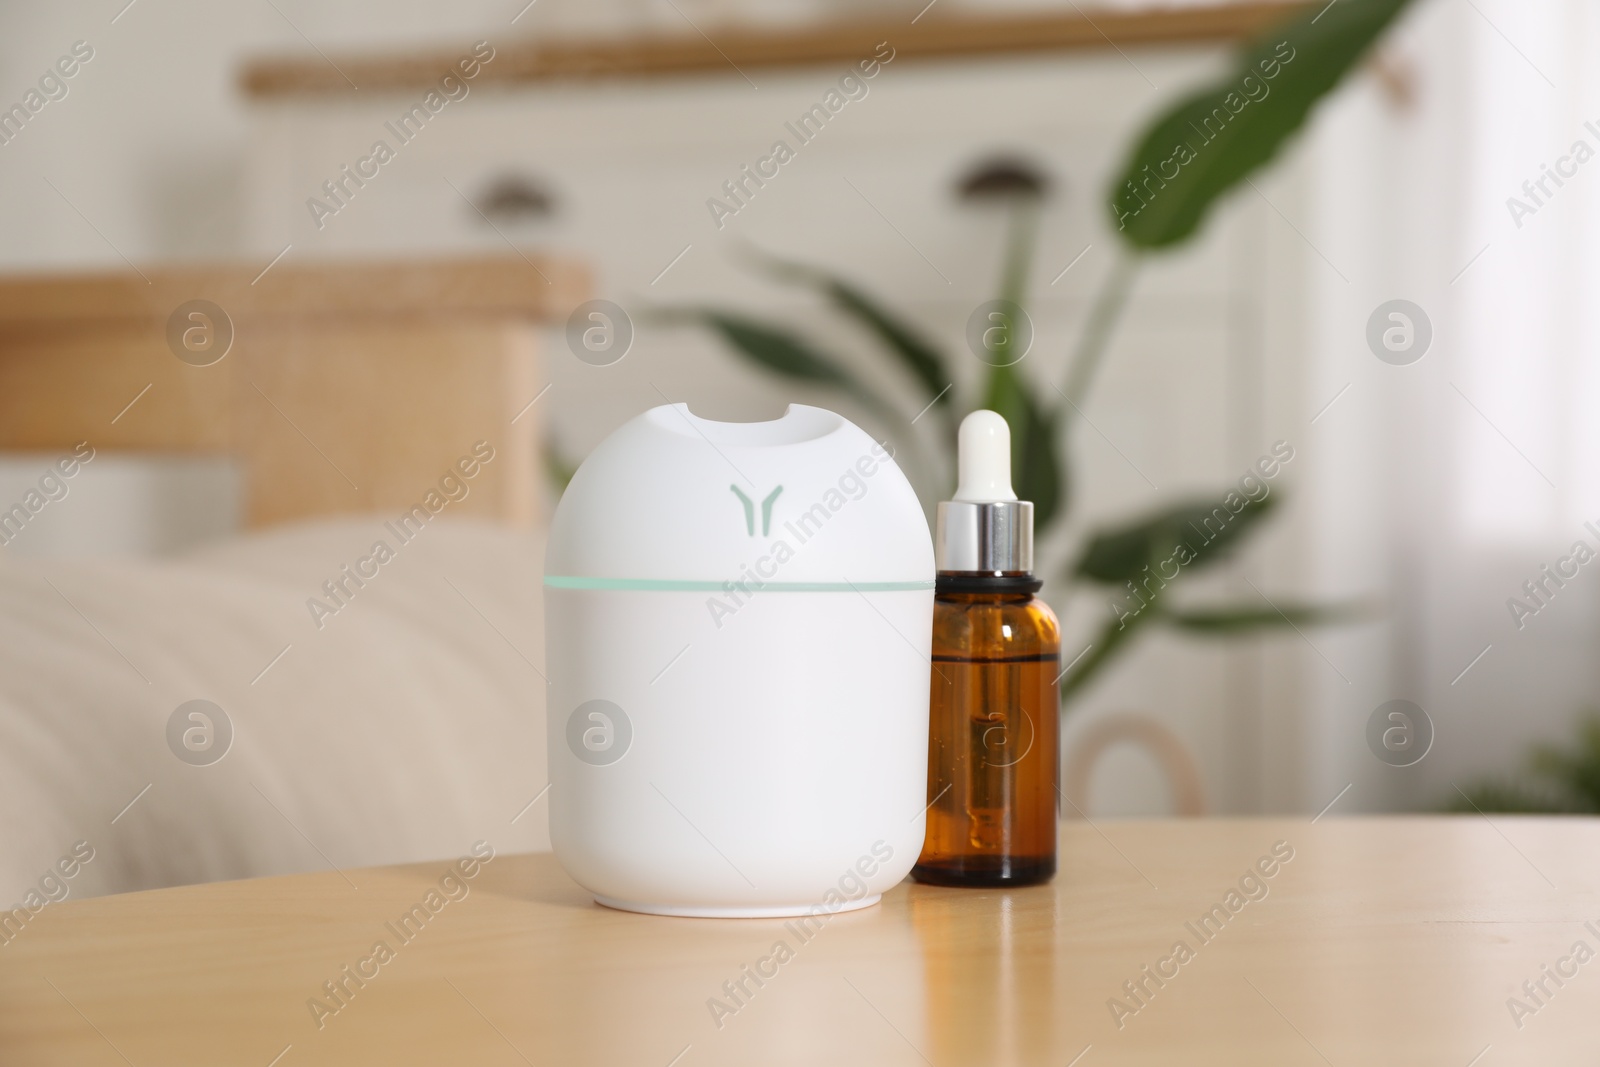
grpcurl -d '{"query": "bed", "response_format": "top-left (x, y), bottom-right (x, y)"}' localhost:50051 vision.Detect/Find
top-left (0, 255), bottom-right (584, 903)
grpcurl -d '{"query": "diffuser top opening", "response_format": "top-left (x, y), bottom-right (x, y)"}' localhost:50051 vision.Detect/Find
top-left (646, 403), bottom-right (844, 446)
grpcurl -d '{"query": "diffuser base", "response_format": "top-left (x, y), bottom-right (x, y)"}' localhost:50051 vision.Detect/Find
top-left (592, 893), bottom-right (882, 919)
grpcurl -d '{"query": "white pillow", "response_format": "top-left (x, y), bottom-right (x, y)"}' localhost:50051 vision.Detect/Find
top-left (0, 517), bottom-right (548, 910)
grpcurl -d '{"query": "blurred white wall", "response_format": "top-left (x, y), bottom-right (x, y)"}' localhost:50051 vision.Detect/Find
top-left (1289, 0), bottom-right (1600, 814)
top-left (0, 0), bottom-right (1252, 267)
top-left (0, 455), bottom-right (238, 557)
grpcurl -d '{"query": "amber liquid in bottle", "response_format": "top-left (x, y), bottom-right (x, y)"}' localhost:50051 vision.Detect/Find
top-left (913, 577), bottom-right (1061, 887)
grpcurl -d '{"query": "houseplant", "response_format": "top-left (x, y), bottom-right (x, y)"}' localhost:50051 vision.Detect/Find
top-left (661, 0), bottom-right (1413, 705)
top-left (1449, 714), bottom-right (1600, 814)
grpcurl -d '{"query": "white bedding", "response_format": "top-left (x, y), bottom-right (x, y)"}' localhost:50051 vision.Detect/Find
top-left (0, 518), bottom-right (548, 907)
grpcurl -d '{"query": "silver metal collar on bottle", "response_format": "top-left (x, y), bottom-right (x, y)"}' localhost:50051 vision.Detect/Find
top-left (935, 500), bottom-right (1033, 573)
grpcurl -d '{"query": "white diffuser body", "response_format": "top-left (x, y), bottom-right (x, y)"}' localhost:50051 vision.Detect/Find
top-left (544, 404), bottom-right (934, 917)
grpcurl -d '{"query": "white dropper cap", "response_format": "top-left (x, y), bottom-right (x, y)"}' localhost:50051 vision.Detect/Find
top-left (953, 410), bottom-right (1018, 502)
top-left (936, 409), bottom-right (1033, 572)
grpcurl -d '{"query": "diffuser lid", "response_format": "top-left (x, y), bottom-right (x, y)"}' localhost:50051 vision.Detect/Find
top-left (545, 404), bottom-right (934, 588)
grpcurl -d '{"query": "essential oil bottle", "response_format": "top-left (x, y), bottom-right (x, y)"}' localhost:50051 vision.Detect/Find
top-left (912, 411), bottom-right (1060, 888)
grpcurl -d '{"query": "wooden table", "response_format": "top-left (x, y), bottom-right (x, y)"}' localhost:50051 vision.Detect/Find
top-left (4, 819), bottom-right (1597, 1065)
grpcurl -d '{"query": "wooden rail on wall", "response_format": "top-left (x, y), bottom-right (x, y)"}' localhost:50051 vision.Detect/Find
top-left (241, 2), bottom-right (1307, 97)
top-left (0, 257), bottom-right (587, 529)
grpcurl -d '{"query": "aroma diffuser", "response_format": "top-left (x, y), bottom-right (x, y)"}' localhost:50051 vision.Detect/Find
top-left (544, 403), bottom-right (934, 917)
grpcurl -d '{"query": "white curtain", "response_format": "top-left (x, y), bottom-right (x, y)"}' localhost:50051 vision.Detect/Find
top-left (1302, 0), bottom-right (1600, 811)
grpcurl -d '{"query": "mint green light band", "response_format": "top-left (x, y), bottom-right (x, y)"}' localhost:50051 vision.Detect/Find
top-left (543, 576), bottom-right (934, 593)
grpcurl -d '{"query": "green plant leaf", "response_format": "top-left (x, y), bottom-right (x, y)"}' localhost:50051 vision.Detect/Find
top-left (543, 435), bottom-right (578, 497)
top-left (747, 253), bottom-right (953, 416)
top-left (657, 307), bottom-right (904, 424)
top-left (1528, 716), bottom-right (1600, 810)
top-left (1164, 602), bottom-right (1353, 634)
top-left (1109, 0), bottom-right (1415, 248)
top-left (669, 308), bottom-right (855, 386)
top-left (1444, 781), bottom-right (1586, 815)
top-left (830, 283), bottom-right (951, 407)
top-left (1072, 493), bottom-right (1279, 586)
top-left (1058, 607), bottom-right (1153, 705)
top-left (1448, 713), bottom-right (1600, 814)
top-left (983, 364), bottom-right (1063, 530)
top-left (1018, 400), bottom-right (1062, 530)
top-left (1057, 586), bottom-right (1359, 707)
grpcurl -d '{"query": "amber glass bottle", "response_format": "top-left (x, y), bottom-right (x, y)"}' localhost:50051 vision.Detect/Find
top-left (913, 412), bottom-right (1061, 888)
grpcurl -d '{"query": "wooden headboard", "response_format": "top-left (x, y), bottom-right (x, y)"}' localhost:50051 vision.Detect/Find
top-left (0, 256), bottom-right (586, 529)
